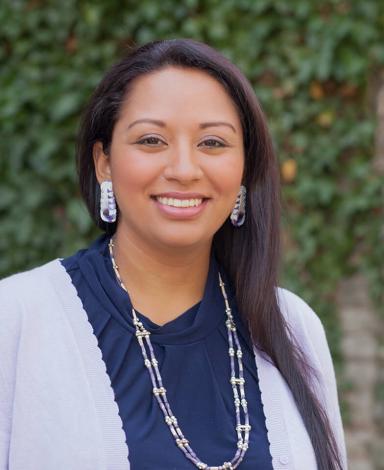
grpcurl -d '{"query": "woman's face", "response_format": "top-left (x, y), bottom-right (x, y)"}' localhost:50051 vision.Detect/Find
top-left (94, 66), bottom-right (244, 251)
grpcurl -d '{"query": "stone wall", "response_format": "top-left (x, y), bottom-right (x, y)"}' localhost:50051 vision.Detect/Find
top-left (338, 72), bottom-right (384, 470)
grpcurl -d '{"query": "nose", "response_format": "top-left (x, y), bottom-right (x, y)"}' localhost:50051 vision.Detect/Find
top-left (163, 142), bottom-right (203, 183)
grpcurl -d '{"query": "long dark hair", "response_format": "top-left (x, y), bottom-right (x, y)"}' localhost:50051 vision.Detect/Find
top-left (77, 38), bottom-right (343, 469)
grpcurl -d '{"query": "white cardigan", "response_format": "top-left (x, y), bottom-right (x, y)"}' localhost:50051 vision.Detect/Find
top-left (0, 260), bottom-right (347, 470)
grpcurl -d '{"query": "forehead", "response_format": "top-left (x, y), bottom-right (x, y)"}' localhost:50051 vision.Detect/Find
top-left (119, 66), bottom-right (241, 125)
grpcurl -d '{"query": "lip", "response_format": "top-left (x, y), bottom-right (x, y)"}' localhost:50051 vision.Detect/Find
top-left (151, 194), bottom-right (210, 220)
top-left (152, 192), bottom-right (209, 199)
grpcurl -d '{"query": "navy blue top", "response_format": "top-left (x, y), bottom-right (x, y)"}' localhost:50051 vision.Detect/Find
top-left (61, 236), bottom-right (273, 469)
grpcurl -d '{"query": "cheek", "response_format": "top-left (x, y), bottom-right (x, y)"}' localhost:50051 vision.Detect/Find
top-left (209, 157), bottom-right (244, 198)
top-left (110, 152), bottom-right (161, 197)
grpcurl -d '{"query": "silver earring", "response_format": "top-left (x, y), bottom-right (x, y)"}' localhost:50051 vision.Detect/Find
top-left (100, 181), bottom-right (117, 223)
top-left (230, 185), bottom-right (246, 227)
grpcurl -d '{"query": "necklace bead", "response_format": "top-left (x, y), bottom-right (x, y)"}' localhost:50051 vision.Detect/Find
top-left (108, 238), bottom-right (251, 469)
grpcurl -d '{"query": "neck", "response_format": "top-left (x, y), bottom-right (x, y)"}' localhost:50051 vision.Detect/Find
top-left (111, 227), bottom-right (212, 325)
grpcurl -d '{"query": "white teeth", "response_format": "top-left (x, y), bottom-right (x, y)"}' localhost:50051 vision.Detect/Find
top-left (156, 197), bottom-right (203, 208)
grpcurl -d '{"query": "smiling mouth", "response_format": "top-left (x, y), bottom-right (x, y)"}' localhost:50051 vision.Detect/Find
top-left (154, 196), bottom-right (204, 208)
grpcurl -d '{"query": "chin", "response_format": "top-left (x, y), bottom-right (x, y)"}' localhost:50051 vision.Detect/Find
top-left (155, 229), bottom-right (212, 250)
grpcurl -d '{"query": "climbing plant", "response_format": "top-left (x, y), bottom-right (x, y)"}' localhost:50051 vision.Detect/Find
top-left (1, 0), bottom-right (383, 365)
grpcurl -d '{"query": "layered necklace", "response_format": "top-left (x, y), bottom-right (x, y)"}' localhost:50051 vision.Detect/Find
top-left (108, 238), bottom-right (251, 469)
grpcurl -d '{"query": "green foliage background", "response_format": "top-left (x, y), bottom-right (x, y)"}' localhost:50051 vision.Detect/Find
top-left (1, 0), bottom-right (383, 377)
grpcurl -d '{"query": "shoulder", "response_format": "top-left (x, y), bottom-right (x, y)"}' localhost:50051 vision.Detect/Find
top-left (275, 287), bottom-right (333, 389)
top-left (275, 287), bottom-right (335, 402)
top-left (0, 260), bottom-right (68, 389)
top-left (0, 260), bottom-right (67, 318)
top-left (0, 259), bottom-right (77, 363)
top-left (0, 259), bottom-right (62, 295)
top-left (276, 287), bottom-right (321, 324)
top-left (275, 287), bottom-right (326, 349)
top-left (275, 287), bottom-right (347, 466)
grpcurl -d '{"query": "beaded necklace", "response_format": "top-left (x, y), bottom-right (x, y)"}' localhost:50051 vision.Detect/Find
top-left (108, 238), bottom-right (251, 469)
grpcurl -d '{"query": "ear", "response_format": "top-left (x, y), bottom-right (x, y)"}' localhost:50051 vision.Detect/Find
top-left (93, 141), bottom-right (111, 184)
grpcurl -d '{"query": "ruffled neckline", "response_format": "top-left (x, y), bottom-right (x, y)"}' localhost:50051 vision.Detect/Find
top-left (76, 235), bottom-right (233, 346)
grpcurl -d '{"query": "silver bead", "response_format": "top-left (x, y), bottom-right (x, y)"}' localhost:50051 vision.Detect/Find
top-left (136, 330), bottom-right (150, 338)
top-left (236, 424), bottom-right (251, 432)
top-left (176, 438), bottom-right (189, 447)
top-left (164, 415), bottom-right (177, 425)
top-left (230, 377), bottom-right (245, 385)
top-left (237, 440), bottom-right (249, 450)
top-left (225, 319), bottom-right (236, 331)
top-left (165, 416), bottom-right (173, 425)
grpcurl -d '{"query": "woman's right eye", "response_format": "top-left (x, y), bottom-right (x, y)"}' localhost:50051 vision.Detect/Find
top-left (136, 136), bottom-right (165, 146)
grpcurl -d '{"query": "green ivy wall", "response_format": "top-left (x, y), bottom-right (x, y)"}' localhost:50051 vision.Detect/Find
top-left (1, 1), bottom-right (383, 368)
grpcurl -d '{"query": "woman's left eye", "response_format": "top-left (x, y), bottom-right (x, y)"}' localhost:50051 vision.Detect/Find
top-left (199, 139), bottom-right (226, 148)
top-left (136, 136), bottom-right (165, 146)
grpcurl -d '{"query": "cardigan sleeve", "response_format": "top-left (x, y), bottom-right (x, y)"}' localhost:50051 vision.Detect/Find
top-left (0, 273), bottom-right (24, 469)
top-left (276, 288), bottom-right (348, 469)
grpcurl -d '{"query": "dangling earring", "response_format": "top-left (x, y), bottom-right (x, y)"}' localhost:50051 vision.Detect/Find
top-left (100, 180), bottom-right (117, 223)
top-left (230, 185), bottom-right (246, 227)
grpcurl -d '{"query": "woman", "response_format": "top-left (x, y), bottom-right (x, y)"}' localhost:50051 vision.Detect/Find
top-left (0, 39), bottom-right (346, 469)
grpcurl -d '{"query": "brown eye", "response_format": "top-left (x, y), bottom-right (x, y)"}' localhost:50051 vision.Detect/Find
top-left (137, 136), bottom-right (165, 146)
top-left (199, 139), bottom-right (226, 148)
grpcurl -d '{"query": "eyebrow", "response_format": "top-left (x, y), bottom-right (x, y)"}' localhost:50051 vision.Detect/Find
top-left (200, 121), bottom-right (237, 133)
top-left (127, 118), bottom-right (237, 133)
top-left (127, 119), bottom-right (165, 129)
